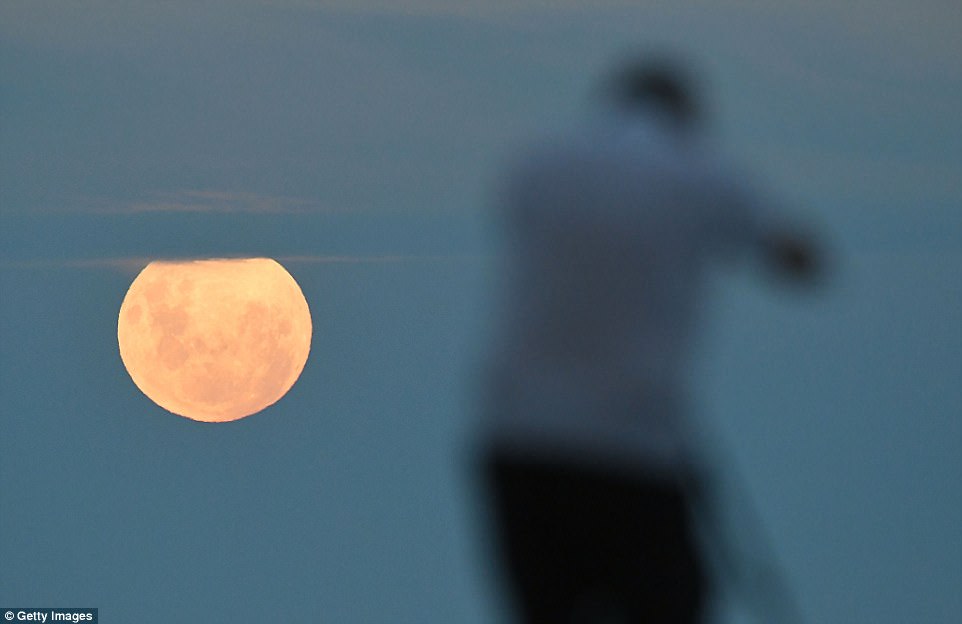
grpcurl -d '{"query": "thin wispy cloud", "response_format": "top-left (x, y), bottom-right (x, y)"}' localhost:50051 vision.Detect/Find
top-left (278, 254), bottom-right (483, 265)
top-left (69, 190), bottom-right (334, 215)
top-left (0, 257), bottom-right (153, 274)
top-left (0, 254), bottom-right (484, 274)
top-left (265, 0), bottom-right (636, 18)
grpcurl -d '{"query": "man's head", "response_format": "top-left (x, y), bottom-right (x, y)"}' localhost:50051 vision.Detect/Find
top-left (605, 57), bottom-right (701, 128)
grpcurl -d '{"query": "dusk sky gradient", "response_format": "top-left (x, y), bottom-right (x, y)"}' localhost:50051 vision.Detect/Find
top-left (1, 2), bottom-right (960, 622)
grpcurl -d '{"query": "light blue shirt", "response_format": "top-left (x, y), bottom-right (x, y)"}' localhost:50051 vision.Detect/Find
top-left (484, 109), bottom-right (774, 476)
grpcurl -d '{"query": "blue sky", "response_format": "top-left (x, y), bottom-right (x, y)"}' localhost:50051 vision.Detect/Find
top-left (1, 2), bottom-right (960, 622)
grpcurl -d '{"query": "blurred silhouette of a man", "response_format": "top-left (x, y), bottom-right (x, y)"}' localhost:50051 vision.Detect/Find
top-left (479, 57), bottom-right (818, 624)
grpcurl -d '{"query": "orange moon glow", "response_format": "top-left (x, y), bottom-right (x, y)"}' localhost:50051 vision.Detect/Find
top-left (118, 258), bottom-right (312, 422)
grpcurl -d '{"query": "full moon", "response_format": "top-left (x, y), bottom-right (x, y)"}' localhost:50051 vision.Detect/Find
top-left (117, 258), bottom-right (312, 422)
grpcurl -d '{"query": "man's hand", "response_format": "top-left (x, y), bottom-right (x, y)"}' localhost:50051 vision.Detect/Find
top-left (764, 229), bottom-right (824, 285)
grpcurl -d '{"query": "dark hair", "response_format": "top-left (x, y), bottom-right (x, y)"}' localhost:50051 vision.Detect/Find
top-left (607, 59), bottom-right (700, 126)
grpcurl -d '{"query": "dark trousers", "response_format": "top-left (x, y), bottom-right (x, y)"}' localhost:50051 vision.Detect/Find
top-left (482, 450), bottom-right (708, 624)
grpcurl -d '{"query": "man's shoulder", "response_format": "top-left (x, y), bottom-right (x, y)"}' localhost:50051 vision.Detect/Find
top-left (505, 117), bottom-right (751, 200)
top-left (510, 124), bottom-right (646, 177)
top-left (502, 132), bottom-right (591, 187)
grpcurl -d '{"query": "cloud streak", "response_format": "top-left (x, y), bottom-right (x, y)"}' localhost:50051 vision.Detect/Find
top-left (277, 254), bottom-right (482, 265)
top-left (70, 190), bottom-right (334, 215)
top-left (0, 254), bottom-right (484, 274)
